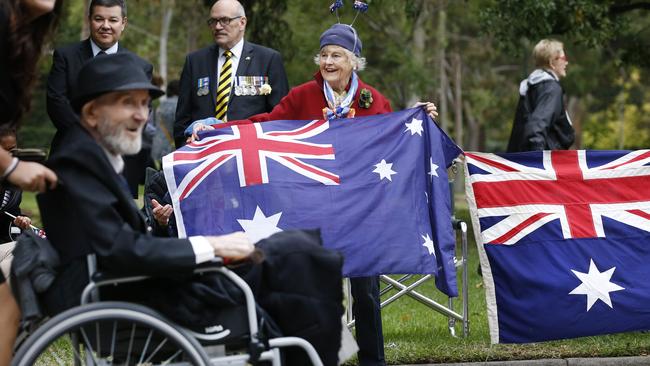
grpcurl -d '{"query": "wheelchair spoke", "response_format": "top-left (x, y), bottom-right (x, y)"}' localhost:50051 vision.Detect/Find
top-left (35, 345), bottom-right (68, 366)
top-left (125, 323), bottom-right (136, 365)
top-left (95, 320), bottom-right (101, 358)
top-left (67, 335), bottom-right (87, 366)
top-left (137, 329), bottom-right (154, 364)
top-left (110, 320), bottom-right (117, 363)
top-left (143, 337), bottom-right (168, 364)
top-left (79, 327), bottom-right (99, 366)
top-left (163, 349), bottom-right (184, 364)
top-left (51, 350), bottom-right (67, 366)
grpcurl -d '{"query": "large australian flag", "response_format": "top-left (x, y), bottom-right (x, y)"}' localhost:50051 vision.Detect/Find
top-left (465, 150), bottom-right (650, 343)
top-left (163, 108), bottom-right (462, 296)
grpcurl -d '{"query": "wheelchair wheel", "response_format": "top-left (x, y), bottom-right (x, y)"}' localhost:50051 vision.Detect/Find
top-left (13, 301), bottom-right (211, 366)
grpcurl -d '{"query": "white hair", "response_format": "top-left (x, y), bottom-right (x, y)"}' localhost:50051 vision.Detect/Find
top-left (314, 48), bottom-right (367, 71)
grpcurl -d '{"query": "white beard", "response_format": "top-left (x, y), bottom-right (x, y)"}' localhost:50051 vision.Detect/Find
top-left (97, 117), bottom-right (143, 156)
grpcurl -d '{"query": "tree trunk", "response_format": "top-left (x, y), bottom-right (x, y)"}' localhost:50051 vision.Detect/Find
top-left (81, 0), bottom-right (90, 40)
top-left (406, 1), bottom-right (434, 108)
top-left (437, 0), bottom-right (448, 132)
top-left (453, 52), bottom-right (463, 147)
top-left (463, 101), bottom-right (480, 151)
top-left (159, 0), bottom-right (175, 86)
top-left (185, 0), bottom-right (203, 53)
top-left (567, 96), bottom-right (584, 149)
top-left (617, 68), bottom-right (627, 149)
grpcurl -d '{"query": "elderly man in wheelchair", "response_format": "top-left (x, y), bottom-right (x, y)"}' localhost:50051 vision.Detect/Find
top-left (9, 53), bottom-right (344, 365)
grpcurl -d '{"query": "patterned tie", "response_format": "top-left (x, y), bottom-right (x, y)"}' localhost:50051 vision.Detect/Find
top-left (215, 50), bottom-right (233, 120)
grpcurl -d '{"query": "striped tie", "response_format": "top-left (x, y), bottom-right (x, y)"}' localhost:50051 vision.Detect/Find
top-left (215, 50), bottom-right (233, 120)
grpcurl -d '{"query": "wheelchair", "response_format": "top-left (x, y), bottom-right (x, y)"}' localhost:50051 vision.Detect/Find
top-left (11, 255), bottom-right (324, 366)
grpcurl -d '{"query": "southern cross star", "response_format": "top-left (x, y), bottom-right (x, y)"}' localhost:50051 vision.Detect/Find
top-left (373, 159), bottom-right (397, 181)
top-left (569, 258), bottom-right (625, 311)
top-left (428, 157), bottom-right (439, 179)
top-left (237, 206), bottom-right (283, 244)
top-left (404, 117), bottom-right (424, 136)
top-left (421, 234), bottom-right (435, 256)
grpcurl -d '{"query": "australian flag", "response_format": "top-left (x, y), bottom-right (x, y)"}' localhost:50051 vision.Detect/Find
top-left (465, 150), bottom-right (650, 343)
top-left (163, 108), bottom-right (462, 296)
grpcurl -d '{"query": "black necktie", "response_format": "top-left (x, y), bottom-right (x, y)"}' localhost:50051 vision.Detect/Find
top-left (97, 51), bottom-right (107, 57)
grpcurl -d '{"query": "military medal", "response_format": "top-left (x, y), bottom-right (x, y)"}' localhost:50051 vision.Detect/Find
top-left (197, 77), bottom-right (210, 96)
top-left (234, 76), bottom-right (271, 96)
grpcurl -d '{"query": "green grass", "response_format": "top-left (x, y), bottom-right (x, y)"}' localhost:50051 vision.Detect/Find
top-left (19, 191), bottom-right (650, 364)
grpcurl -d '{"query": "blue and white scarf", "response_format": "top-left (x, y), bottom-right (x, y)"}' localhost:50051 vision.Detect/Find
top-left (322, 72), bottom-right (359, 120)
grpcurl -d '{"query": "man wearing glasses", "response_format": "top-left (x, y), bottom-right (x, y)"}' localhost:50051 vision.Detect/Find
top-left (174, 0), bottom-right (289, 148)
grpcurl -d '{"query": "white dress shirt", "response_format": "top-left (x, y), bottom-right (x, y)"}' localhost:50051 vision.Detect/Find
top-left (90, 40), bottom-right (119, 57)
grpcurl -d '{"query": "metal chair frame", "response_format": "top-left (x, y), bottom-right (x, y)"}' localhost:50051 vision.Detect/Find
top-left (345, 220), bottom-right (470, 338)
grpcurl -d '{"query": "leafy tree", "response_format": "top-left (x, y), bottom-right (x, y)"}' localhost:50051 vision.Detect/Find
top-left (479, 0), bottom-right (650, 68)
top-left (479, 0), bottom-right (650, 150)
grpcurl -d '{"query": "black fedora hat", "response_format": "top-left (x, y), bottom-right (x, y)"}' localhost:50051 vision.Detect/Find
top-left (72, 53), bottom-right (164, 112)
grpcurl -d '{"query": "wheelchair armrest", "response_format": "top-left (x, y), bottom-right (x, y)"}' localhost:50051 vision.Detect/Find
top-left (82, 258), bottom-right (226, 305)
top-left (194, 257), bottom-right (225, 273)
top-left (91, 258), bottom-right (225, 282)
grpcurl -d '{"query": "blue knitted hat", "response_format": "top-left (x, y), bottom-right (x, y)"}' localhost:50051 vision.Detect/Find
top-left (319, 24), bottom-right (362, 56)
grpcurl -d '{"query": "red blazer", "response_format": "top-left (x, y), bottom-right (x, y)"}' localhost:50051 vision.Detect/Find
top-left (234, 72), bottom-right (392, 122)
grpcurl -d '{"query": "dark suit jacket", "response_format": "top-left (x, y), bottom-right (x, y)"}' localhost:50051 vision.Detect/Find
top-left (173, 41), bottom-right (289, 147)
top-left (46, 39), bottom-right (153, 151)
top-left (38, 124), bottom-right (197, 314)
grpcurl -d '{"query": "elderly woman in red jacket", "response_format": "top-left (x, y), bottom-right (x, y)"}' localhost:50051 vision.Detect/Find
top-left (186, 23), bottom-right (437, 366)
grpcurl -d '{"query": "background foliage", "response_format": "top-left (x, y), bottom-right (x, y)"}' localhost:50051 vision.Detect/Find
top-left (19, 0), bottom-right (650, 154)
top-left (16, 1), bottom-right (650, 363)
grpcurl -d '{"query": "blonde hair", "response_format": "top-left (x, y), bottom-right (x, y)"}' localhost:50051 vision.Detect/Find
top-left (532, 39), bottom-right (564, 68)
top-left (313, 47), bottom-right (367, 71)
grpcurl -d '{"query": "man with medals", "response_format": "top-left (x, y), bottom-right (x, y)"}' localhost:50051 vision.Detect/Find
top-left (173, 0), bottom-right (289, 148)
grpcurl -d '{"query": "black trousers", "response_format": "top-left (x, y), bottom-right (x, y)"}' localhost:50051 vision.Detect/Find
top-left (351, 276), bottom-right (385, 366)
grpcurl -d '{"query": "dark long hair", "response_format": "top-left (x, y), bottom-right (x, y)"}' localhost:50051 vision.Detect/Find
top-left (1, 0), bottom-right (63, 125)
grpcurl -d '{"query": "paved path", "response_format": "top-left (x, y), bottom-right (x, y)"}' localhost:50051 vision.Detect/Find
top-left (400, 356), bottom-right (650, 365)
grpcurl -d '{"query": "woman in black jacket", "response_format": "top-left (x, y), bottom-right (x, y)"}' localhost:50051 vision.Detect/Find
top-left (507, 39), bottom-right (575, 152)
top-left (0, 1), bottom-right (61, 364)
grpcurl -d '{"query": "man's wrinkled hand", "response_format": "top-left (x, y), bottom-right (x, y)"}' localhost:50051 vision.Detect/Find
top-left (207, 231), bottom-right (254, 260)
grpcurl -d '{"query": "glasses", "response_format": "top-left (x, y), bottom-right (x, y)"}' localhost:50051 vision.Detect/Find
top-left (206, 16), bottom-right (242, 27)
top-left (556, 54), bottom-right (568, 62)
